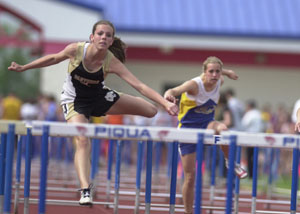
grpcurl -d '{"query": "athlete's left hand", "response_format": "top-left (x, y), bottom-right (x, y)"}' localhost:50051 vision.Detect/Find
top-left (165, 101), bottom-right (179, 116)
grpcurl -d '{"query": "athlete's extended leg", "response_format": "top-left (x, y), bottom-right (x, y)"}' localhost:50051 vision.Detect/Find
top-left (68, 114), bottom-right (91, 189)
top-left (106, 94), bottom-right (157, 117)
top-left (181, 152), bottom-right (196, 214)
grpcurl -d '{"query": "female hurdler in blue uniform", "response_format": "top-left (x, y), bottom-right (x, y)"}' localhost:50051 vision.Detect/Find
top-left (8, 20), bottom-right (178, 206)
top-left (164, 56), bottom-right (247, 214)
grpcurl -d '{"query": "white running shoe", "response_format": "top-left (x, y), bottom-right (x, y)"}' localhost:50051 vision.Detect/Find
top-left (79, 185), bottom-right (93, 205)
top-left (233, 163), bottom-right (248, 179)
top-left (225, 160), bottom-right (248, 179)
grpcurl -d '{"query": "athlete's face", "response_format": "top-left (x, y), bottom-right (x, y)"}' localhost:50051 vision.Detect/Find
top-left (204, 63), bottom-right (222, 84)
top-left (90, 24), bottom-right (114, 49)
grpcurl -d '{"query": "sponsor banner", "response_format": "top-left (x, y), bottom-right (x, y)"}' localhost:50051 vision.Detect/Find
top-left (31, 121), bottom-right (213, 143)
top-left (30, 121), bottom-right (300, 148)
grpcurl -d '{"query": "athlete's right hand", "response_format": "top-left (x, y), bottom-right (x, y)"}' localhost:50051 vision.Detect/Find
top-left (8, 62), bottom-right (24, 72)
top-left (164, 94), bottom-right (178, 104)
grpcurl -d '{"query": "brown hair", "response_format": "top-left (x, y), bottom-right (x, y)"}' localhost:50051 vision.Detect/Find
top-left (92, 20), bottom-right (127, 63)
top-left (202, 56), bottom-right (223, 72)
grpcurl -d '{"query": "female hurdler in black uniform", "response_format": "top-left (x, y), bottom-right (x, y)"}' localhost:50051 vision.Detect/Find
top-left (8, 20), bottom-right (178, 205)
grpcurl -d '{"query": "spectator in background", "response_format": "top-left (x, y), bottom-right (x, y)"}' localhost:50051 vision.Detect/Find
top-left (295, 107), bottom-right (300, 132)
top-left (272, 104), bottom-right (291, 134)
top-left (20, 98), bottom-right (39, 122)
top-left (241, 100), bottom-right (264, 178)
top-left (45, 95), bottom-right (58, 122)
top-left (292, 99), bottom-right (300, 132)
top-left (261, 103), bottom-right (273, 133)
top-left (0, 96), bottom-right (3, 118)
top-left (1, 92), bottom-right (22, 120)
top-left (215, 92), bottom-right (233, 128)
top-left (225, 88), bottom-right (244, 131)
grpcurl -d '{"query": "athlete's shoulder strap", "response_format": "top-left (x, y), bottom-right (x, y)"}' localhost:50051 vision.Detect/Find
top-left (103, 50), bottom-right (114, 75)
top-left (68, 42), bottom-right (86, 73)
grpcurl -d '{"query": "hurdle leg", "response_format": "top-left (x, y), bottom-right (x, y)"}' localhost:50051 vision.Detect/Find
top-left (145, 140), bottom-right (153, 214)
top-left (106, 140), bottom-right (114, 208)
top-left (114, 140), bottom-right (122, 214)
top-left (13, 135), bottom-right (24, 214)
top-left (251, 147), bottom-right (259, 214)
top-left (266, 148), bottom-right (275, 209)
top-left (225, 135), bottom-right (237, 214)
top-left (166, 143), bottom-right (173, 192)
top-left (154, 142), bottom-right (162, 184)
top-left (290, 148), bottom-right (299, 214)
top-left (218, 147), bottom-right (225, 178)
top-left (0, 133), bottom-right (7, 214)
top-left (23, 128), bottom-right (32, 214)
top-left (38, 125), bottom-right (49, 214)
top-left (169, 141), bottom-right (179, 214)
top-left (91, 138), bottom-right (101, 196)
top-left (234, 146), bottom-right (242, 214)
top-left (194, 133), bottom-right (204, 214)
top-left (209, 136), bottom-right (219, 213)
top-left (134, 141), bottom-right (144, 214)
top-left (3, 124), bottom-right (16, 214)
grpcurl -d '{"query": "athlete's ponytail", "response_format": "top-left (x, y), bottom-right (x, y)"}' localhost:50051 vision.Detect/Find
top-left (109, 37), bottom-right (127, 63)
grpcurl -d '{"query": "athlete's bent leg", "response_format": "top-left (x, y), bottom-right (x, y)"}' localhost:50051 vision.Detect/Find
top-left (106, 94), bottom-right (157, 117)
top-left (207, 121), bottom-right (248, 179)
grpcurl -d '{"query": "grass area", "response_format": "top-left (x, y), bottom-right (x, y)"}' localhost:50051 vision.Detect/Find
top-left (239, 174), bottom-right (294, 195)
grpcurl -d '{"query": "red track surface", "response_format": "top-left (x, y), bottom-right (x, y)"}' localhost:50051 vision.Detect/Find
top-left (7, 160), bottom-right (300, 214)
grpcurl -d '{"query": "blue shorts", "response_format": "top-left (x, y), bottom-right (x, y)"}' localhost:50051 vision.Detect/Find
top-left (179, 120), bottom-right (213, 156)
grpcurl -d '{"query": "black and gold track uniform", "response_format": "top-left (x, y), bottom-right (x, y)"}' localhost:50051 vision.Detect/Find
top-left (61, 42), bottom-right (120, 120)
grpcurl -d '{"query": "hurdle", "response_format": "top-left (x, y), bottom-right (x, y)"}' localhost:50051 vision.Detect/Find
top-left (219, 131), bottom-right (300, 214)
top-left (31, 121), bottom-right (216, 214)
top-left (1, 120), bottom-right (300, 214)
top-left (0, 120), bottom-right (215, 213)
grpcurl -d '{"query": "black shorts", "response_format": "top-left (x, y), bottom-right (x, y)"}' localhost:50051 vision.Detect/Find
top-left (62, 89), bottom-right (120, 120)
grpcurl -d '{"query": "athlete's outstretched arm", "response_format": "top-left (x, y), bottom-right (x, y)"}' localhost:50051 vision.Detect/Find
top-left (164, 80), bottom-right (198, 104)
top-left (222, 69), bottom-right (238, 80)
top-left (109, 57), bottom-right (179, 116)
top-left (8, 43), bottom-right (77, 72)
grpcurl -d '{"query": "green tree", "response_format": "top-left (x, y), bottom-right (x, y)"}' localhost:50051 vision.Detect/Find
top-left (0, 47), bottom-right (40, 99)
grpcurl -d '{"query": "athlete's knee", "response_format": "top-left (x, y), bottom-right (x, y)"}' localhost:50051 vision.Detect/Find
top-left (144, 103), bottom-right (158, 118)
top-left (74, 136), bottom-right (90, 149)
top-left (184, 172), bottom-right (195, 188)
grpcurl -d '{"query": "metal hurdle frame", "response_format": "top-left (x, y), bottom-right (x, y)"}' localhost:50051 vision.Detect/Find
top-left (218, 131), bottom-right (300, 214)
top-left (2, 120), bottom-right (300, 214)
top-left (0, 120), bottom-right (214, 214)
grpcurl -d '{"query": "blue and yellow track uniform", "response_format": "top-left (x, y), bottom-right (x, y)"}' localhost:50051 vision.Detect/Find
top-left (178, 76), bottom-right (221, 155)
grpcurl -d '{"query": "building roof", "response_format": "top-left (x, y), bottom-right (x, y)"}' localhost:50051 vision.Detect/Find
top-left (57, 0), bottom-right (300, 40)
